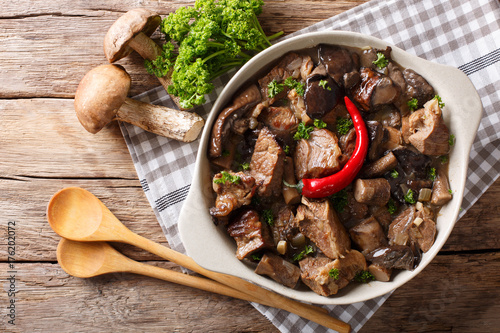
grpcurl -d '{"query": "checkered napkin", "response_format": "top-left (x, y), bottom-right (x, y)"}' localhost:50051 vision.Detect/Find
top-left (120, 0), bottom-right (500, 331)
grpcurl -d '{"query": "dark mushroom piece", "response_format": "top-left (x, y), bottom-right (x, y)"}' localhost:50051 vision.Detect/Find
top-left (403, 68), bottom-right (435, 107)
top-left (365, 245), bottom-right (416, 271)
top-left (304, 74), bottom-right (342, 119)
top-left (350, 67), bottom-right (400, 112)
top-left (74, 65), bottom-right (204, 142)
top-left (255, 253), bottom-right (301, 288)
top-left (366, 120), bottom-right (388, 161)
top-left (209, 85), bottom-right (262, 159)
top-left (318, 44), bottom-right (357, 86)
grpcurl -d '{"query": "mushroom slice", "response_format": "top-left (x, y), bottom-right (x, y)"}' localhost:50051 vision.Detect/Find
top-left (319, 44), bottom-right (357, 85)
top-left (304, 74), bottom-right (342, 119)
top-left (255, 253), bottom-right (301, 288)
top-left (350, 67), bottom-right (400, 112)
top-left (209, 85), bottom-right (261, 159)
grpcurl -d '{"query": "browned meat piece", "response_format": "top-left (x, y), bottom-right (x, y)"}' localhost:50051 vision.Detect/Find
top-left (209, 85), bottom-right (261, 158)
top-left (388, 206), bottom-right (416, 246)
top-left (408, 99), bottom-right (450, 156)
top-left (296, 197), bottom-right (351, 259)
top-left (346, 192), bottom-right (369, 220)
top-left (431, 169), bottom-right (453, 206)
top-left (401, 116), bottom-right (412, 144)
top-left (366, 120), bottom-right (388, 161)
top-left (349, 216), bottom-right (388, 254)
top-left (299, 250), bottom-right (367, 296)
top-left (304, 74), bottom-right (342, 119)
top-left (255, 253), bottom-right (301, 288)
top-left (269, 205), bottom-right (296, 245)
top-left (258, 52), bottom-right (305, 105)
top-left (409, 216), bottom-right (436, 252)
top-left (403, 68), bottom-right (435, 107)
top-left (351, 67), bottom-right (400, 112)
top-left (319, 45), bottom-right (357, 85)
top-left (249, 127), bottom-right (285, 197)
top-left (353, 178), bottom-right (391, 206)
top-left (339, 127), bottom-right (356, 161)
top-left (227, 209), bottom-right (273, 260)
top-left (294, 128), bottom-right (343, 179)
top-left (368, 263), bottom-right (392, 282)
top-left (361, 151), bottom-right (398, 178)
top-left (365, 245), bottom-right (415, 271)
top-left (287, 88), bottom-right (307, 122)
top-left (370, 205), bottom-right (394, 232)
top-left (259, 106), bottom-right (298, 139)
top-left (210, 171), bottom-right (257, 218)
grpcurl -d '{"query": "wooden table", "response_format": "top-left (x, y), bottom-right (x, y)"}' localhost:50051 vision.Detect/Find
top-left (1, 1), bottom-right (499, 332)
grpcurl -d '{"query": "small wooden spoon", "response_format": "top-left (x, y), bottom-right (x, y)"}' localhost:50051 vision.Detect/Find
top-left (47, 187), bottom-right (350, 333)
top-left (57, 238), bottom-right (288, 306)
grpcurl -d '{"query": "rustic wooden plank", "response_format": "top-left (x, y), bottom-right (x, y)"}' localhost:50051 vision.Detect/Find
top-left (0, 0), bottom-right (368, 98)
top-left (0, 252), bottom-right (498, 332)
top-left (0, 98), bottom-right (137, 179)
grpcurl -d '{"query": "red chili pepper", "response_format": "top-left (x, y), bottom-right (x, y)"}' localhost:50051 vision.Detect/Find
top-left (299, 96), bottom-right (369, 198)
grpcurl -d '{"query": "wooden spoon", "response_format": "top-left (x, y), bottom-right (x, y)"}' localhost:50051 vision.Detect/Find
top-left (47, 187), bottom-right (350, 333)
top-left (57, 238), bottom-right (291, 306)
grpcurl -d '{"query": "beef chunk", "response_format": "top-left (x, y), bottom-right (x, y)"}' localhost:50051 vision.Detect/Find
top-left (431, 169), bottom-right (453, 206)
top-left (259, 106), bottom-right (298, 139)
top-left (339, 127), bottom-right (356, 161)
top-left (299, 250), bottom-right (367, 296)
top-left (296, 197), bottom-right (351, 259)
top-left (255, 253), bottom-right (301, 288)
top-left (409, 216), bottom-right (436, 253)
top-left (403, 69), bottom-right (435, 107)
top-left (388, 206), bottom-right (416, 246)
top-left (294, 128), bottom-right (343, 179)
top-left (227, 209), bottom-right (273, 260)
top-left (353, 178), bottom-right (391, 206)
top-left (408, 99), bottom-right (450, 156)
top-left (210, 171), bottom-right (257, 218)
top-left (249, 127), bottom-right (285, 197)
top-left (349, 216), bottom-right (388, 254)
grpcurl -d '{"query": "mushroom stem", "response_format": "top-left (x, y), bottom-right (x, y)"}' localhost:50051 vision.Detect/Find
top-left (117, 98), bottom-right (204, 142)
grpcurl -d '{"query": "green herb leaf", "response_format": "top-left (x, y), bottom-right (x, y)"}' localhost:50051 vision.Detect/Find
top-left (293, 245), bottom-right (314, 261)
top-left (268, 79), bottom-right (284, 98)
top-left (353, 270), bottom-right (375, 283)
top-left (373, 52), bottom-right (389, 69)
top-left (261, 209), bottom-right (274, 226)
top-left (213, 171), bottom-right (241, 185)
top-left (283, 145), bottom-right (290, 155)
top-left (318, 79), bottom-right (332, 91)
top-left (329, 268), bottom-right (340, 280)
top-left (293, 122), bottom-right (315, 140)
top-left (313, 119), bottom-right (327, 129)
top-left (283, 76), bottom-right (305, 96)
top-left (407, 98), bottom-right (419, 111)
top-left (440, 155), bottom-right (449, 164)
top-left (448, 189), bottom-right (453, 194)
top-left (251, 253), bottom-right (262, 261)
top-left (448, 134), bottom-right (455, 146)
top-left (404, 189), bottom-right (416, 204)
top-left (390, 169), bottom-right (399, 179)
top-left (428, 167), bottom-right (437, 181)
top-left (239, 162), bottom-right (250, 171)
top-left (336, 117), bottom-right (354, 136)
top-left (387, 198), bottom-right (397, 215)
top-left (434, 95), bottom-right (445, 108)
top-left (330, 189), bottom-right (348, 213)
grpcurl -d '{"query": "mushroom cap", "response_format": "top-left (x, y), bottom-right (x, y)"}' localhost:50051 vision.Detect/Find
top-left (103, 8), bottom-right (161, 63)
top-left (74, 64), bottom-right (131, 134)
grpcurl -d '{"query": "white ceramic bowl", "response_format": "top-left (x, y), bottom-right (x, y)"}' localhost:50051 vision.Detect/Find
top-left (178, 31), bottom-right (482, 305)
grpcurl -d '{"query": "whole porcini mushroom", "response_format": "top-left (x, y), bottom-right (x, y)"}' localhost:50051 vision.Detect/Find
top-left (74, 64), bottom-right (204, 142)
top-left (103, 8), bottom-right (182, 108)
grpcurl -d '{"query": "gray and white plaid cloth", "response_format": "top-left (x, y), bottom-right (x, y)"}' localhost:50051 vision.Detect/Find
top-left (121, 0), bottom-right (500, 331)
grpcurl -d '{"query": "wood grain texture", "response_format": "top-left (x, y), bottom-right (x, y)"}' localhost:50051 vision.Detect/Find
top-left (1, 0), bottom-right (499, 332)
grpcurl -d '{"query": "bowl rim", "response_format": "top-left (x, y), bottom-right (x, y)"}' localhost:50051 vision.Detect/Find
top-left (178, 30), bottom-right (483, 304)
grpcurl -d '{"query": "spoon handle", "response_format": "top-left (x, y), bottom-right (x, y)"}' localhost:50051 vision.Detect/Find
top-left (126, 231), bottom-right (350, 333)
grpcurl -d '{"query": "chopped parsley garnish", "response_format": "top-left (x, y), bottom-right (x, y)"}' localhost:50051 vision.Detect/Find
top-left (318, 79), bottom-right (332, 91)
top-left (293, 245), bottom-right (314, 261)
top-left (251, 253), bottom-right (262, 261)
top-left (283, 76), bottom-right (305, 96)
top-left (353, 270), bottom-right (375, 283)
top-left (373, 52), bottom-right (389, 69)
top-left (428, 167), bottom-right (437, 181)
top-left (387, 198), bottom-right (397, 215)
top-left (330, 189), bottom-right (348, 213)
top-left (336, 117), bottom-right (354, 136)
top-left (267, 79), bottom-right (284, 98)
top-left (261, 209), bottom-right (274, 226)
top-left (407, 98), bottom-right (419, 111)
top-left (404, 189), bottom-right (416, 204)
top-left (283, 145), bottom-right (290, 155)
top-left (448, 189), bottom-right (453, 194)
top-left (213, 171), bottom-right (241, 185)
top-left (239, 162), bottom-right (250, 171)
top-left (313, 119), bottom-right (327, 129)
top-left (329, 268), bottom-right (340, 280)
top-left (440, 155), bottom-right (449, 164)
top-left (390, 169), bottom-right (399, 179)
top-left (448, 134), bottom-right (455, 146)
top-left (434, 95), bottom-right (445, 108)
top-left (293, 122), bottom-right (315, 140)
